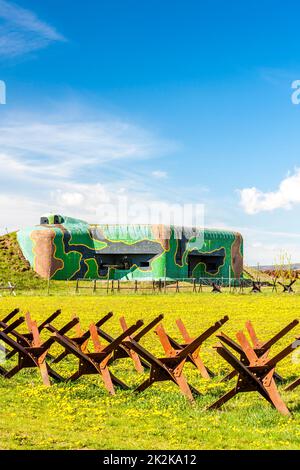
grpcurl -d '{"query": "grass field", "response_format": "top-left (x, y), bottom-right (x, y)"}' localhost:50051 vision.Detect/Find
top-left (1, 292), bottom-right (300, 450)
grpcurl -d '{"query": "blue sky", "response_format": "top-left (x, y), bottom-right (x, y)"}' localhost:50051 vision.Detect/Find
top-left (1, 0), bottom-right (300, 264)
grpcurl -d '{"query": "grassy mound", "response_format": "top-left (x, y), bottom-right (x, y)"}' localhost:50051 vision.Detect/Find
top-left (0, 232), bottom-right (46, 290)
top-left (243, 265), bottom-right (274, 283)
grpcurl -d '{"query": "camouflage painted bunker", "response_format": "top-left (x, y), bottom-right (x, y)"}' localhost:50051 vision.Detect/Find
top-left (17, 215), bottom-right (243, 281)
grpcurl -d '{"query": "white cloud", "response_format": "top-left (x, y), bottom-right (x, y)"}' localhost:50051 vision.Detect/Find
top-left (51, 182), bottom-right (112, 217)
top-left (0, 193), bottom-right (45, 234)
top-left (151, 170), bottom-right (168, 179)
top-left (0, 112), bottom-right (176, 181)
top-left (239, 168), bottom-right (300, 214)
top-left (58, 192), bottom-right (85, 207)
top-left (245, 238), bottom-right (300, 267)
top-left (0, 104), bottom-right (180, 233)
top-left (0, 0), bottom-right (64, 57)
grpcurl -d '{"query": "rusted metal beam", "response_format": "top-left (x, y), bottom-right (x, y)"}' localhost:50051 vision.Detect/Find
top-left (208, 328), bottom-right (297, 416)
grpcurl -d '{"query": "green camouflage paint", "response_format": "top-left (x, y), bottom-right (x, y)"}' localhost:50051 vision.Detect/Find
top-left (17, 215), bottom-right (243, 281)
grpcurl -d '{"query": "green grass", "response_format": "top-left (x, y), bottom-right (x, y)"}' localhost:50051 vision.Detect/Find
top-left (1, 293), bottom-right (300, 449)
